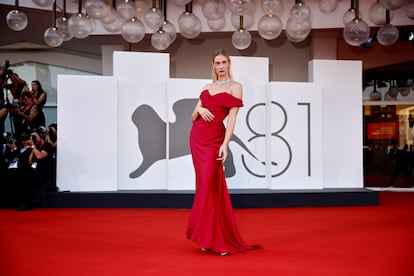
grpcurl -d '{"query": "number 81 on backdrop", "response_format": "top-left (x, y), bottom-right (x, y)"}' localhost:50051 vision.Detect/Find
top-left (239, 82), bottom-right (324, 190)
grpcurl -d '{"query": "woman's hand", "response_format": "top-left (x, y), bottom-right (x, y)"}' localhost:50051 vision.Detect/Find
top-left (217, 144), bottom-right (228, 162)
top-left (198, 106), bottom-right (214, 122)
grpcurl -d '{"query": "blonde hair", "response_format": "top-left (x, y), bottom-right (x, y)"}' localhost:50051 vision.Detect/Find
top-left (211, 49), bottom-right (233, 82)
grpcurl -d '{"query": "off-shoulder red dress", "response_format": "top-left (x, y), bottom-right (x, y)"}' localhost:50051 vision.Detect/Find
top-left (187, 90), bottom-right (260, 255)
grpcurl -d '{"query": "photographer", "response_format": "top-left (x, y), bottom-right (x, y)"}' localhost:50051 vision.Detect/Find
top-left (0, 97), bottom-right (9, 179)
top-left (1, 66), bottom-right (9, 147)
top-left (0, 66), bottom-right (8, 92)
top-left (28, 129), bottom-right (54, 208)
top-left (0, 96), bottom-right (8, 147)
top-left (1, 62), bottom-right (28, 139)
top-left (31, 80), bottom-right (47, 109)
top-left (12, 90), bottom-right (45, 140)
top-left (45, 123), bottom-right (57, 191)
top-left (14, 129), bottom-right (53, 211)
top-left (2, 134), bottom-right (32, 210)
top-left (7, 69), bottom-right (27, 105)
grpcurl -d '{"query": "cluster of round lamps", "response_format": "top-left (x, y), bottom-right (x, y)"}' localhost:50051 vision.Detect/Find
top-left (5, 0), bottom-right (414, 50)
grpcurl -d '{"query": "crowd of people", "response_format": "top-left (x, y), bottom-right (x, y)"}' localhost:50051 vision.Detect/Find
top-left (0, 67), bottom-right (57, 211)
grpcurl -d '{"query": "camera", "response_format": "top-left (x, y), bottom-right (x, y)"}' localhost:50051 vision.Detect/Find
top-left (38, 126), bottom-right (48, 133)
top-left (21, 134), bottom-right (30, 141)
top-left (3, 102), bottom-right (20, 109)
top-left (2, 132), bottom-right (15, 144)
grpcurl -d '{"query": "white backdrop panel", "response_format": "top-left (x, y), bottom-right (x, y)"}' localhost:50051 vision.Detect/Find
top-left (268, 82), bottom-right (323, 189)
top-left (309, 60), bottom-right (363, 188)
top-left (57, 75), bottom-right (118, 191)
top-left (231, 56), bottom-right (269, 83)
top-left (117, 80), bottom-right (168, 190)
top-left (227, 56), bottom-right (269, 189)
top-left (113, 51), bottom-right (169, 80)
top-left (166, 78), bottom-right (208, 190)
top-left (226, 82), bottom-right (268, 189)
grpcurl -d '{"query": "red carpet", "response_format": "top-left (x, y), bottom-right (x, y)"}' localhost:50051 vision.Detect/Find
top-left (1, 191), bottom-right (413, 276)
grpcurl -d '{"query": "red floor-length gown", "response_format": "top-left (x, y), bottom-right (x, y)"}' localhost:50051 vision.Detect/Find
top-left (187, 89), bottom-right (259, 255)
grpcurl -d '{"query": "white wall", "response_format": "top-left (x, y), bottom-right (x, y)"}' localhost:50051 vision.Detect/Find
top-left (57, 75), bottom-right (118, 191)
top-left (309, 59), bottom-right (364, 188)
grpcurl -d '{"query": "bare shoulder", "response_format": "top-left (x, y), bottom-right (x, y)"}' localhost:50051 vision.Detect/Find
top-left (230, 80), bottom-right (242, 87)
top-left (203, 83), bottom-right (212, 90)
top-left (230, 80), bottom-right (243, 99)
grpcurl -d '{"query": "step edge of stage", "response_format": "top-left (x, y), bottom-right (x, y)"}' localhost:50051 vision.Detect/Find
top-left (44, 188), bottom-right (379, 208)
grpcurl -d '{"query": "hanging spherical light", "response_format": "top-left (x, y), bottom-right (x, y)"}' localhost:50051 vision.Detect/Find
top-left (103, 15), bottom-right (124, 33)
top-left (44, 27), bottom-right (64, 47)
top-left (384, 92), bottom-right (397, 100)
top-left (151, 29), bottom-right (170, 50)
top-left (290, 1), bottom-right (311, 22)
top-left (32, 0), bottom-right (53, 7)
top-left (248, 0), bottom-right (257, 12)
top-left (44, 0), bottom-right (63, 47)
top-left (56, 16), bottom-right (73, 41)
top-left (87, 14), bottom-right (96, 33)
top-left (207, 17), bottom-right (226, 31)
top-left (343, 18), bottom-right (370, 46)
top-left (6, 9), bottom-right (28, 31)
top-left (121, 17), bottom-right (145, 43)
top-left (285, 18), bottom-right (311, 43)
top-left (178, 12), bottom-right (202, 39)
top-left (377, 24), bottom-right (399, 46)
top-left (368, 2), bottom-right (391, 25)
top-left (101, 7), bottom-right (118, 24)
top-left (173, 0), bottom-right (192, 6)
top-left (85, 0), bottom-right (112, 20)
top-left (369, 90), bottom-right (382, 101)
top-left (231, 10), bottom-right (254, 30)
top-left (162, 21), bottom-right (177, 44)
top-left (387, 81), bottom-right (399, 97)
top-left (232, 28), bottom-right (252, 50)
top-left (202, 0), bottom-right (227, 20)
top-left (262, 0), bottom-right (284, 17)
top-left (135, 0), bottom-right (149, 19)
top-left (144, 7), bottom-right (164, 30)
top-left (379, 0), bottom-right (407, 10)
top-left (318, 0), bottom-right (338, 14)
top-left (117, 0), bottom-right (137, 20)
top-left (68, 13), bottom-right (93, 38)
top-left (228, 0), bottom-right (251, 16)
top-left (343, 8), bottom-right (362, 25)
top-left (257, 14), bottom-right (283, 40)
top-left (399, 86), bottom-right (411, 97)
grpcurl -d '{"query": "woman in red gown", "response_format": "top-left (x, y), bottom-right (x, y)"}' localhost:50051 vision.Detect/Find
top-left (187, 49), bottom-right (260, 256)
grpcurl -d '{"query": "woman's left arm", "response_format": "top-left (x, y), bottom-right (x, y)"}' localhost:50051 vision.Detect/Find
top-left (24, 105), bottom-right (40, 122)
top-left (34, 92), bottom-right (47, 106)
top-left (217, 82), bottom-right (242, 161)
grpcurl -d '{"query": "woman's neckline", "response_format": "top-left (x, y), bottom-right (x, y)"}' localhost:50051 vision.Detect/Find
top-left (204, 90), bottom-right (236, 98)
top-left (214, 79), bottom-right (231, 86)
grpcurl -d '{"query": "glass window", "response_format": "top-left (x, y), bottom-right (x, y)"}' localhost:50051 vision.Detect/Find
top-left (364, 104), bottom-right (414, 188)
top-left (6, 61), bottom-right (98, 106)
top-left (2, 61), bottom-right (98, 132)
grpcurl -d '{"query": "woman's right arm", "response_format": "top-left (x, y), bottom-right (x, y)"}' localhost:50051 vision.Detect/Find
top-left (192, 85), bottom-right (215, 122)
top-left (191, 100), bottom-right (202, 122)
top-left (192, 100), bottom-right (215, 122)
